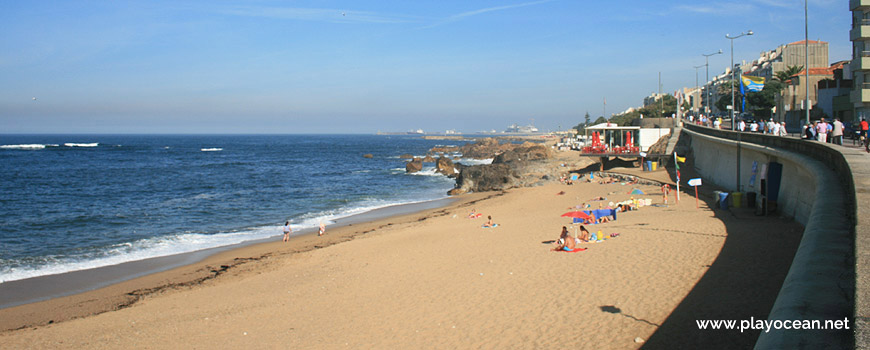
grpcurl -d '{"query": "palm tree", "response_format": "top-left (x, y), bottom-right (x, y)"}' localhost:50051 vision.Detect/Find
top-left (774, 65), bottom-right (804, 82)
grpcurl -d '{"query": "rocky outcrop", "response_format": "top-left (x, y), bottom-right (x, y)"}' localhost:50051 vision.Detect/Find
top-left (450, 163), bottom-right (518, 194)
top-left (492, 143), bottom-right (552, 163)
top-left (422, 155), bottom-right (436, 162)
top-left (363, 154), bottom-right (373, 158)
top-left (449, 141), bottom-right (561, 194)
top-left (405, 158), bottom-right (423, 173)
top-left (436, 157), bottom-right (457, 177)
top-left (399, 154), bottom-right (414, 160)
top-left (456, 138), bottom-right (513, 159)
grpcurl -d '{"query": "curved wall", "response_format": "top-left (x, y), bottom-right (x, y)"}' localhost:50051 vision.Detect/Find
top-left (682, 124), bottom-right (855, 349)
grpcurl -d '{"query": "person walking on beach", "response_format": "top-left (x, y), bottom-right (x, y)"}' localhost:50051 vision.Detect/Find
top-left (319, 221), bottom-right (326, 236)
top-left (283, 221), bottom-right (292, 242)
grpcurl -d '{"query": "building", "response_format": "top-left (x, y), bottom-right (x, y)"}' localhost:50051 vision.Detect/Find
top-left (851, 0), bottom-right (870, 120)
top-left (780, 65), bottom-right (835, 124)
top-left (748, 40), bottom-right (829, 81)
top-left (817, 61), bottom-right (854, 122)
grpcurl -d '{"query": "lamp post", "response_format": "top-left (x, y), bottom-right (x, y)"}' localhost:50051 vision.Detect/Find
top-left (726, 30), bottom-right (753, 193)
top-left (726, 30), bottom-right (753, 130)
top-left (804, 0), bottom-right (810, 126)
top-left (702, 50), bottom-right (723, 118)
top-left (694, 64), bottom-right (705, 115)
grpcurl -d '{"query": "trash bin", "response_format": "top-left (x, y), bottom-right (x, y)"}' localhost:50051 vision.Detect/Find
top-left (718, 192), bottom-right (729, 210)
top-left (645, 161), bottom-right (651, 171)
top-left (731, 192), bottom-right (743, 208)
top-left (746, 192), bottom-right (756, 208)
top-left (712, 191), bottom-right (722, 208)
top-left (651, 161), bottom-right (658, 171)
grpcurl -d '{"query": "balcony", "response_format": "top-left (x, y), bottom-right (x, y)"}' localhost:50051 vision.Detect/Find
top-left (852, 0), bottom-right (870, 10)
top-left (855, 53), bottom-right (870, 71)
top-left (851, 84), bottom-right (870, 103)
top-left (851, 23), bottom-right (870, 41)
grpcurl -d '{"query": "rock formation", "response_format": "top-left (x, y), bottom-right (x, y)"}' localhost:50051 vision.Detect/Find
top-left (405, 158), bottom-right (423, 173)
top-left (363, 154), bottom-right (373, 158)
top-left (436, 157), bottom-right (457, 177)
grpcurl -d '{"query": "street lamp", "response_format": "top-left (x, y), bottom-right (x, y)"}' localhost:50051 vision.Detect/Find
top-left (726, 30), bottom-right (753, 130)
top-left (702, 50), bottom-right (723, 118)
top-left (694, 64), bottom-right (705, 114)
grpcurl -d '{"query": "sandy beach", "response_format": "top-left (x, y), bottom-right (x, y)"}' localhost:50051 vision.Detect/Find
top-left (0, 159), bottom-right (804, 349)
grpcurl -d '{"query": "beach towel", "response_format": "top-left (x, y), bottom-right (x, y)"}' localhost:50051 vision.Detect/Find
top-left (481, 224), bottom-right (499, 228)
top-left (560, 247), bottom-right (587, 253)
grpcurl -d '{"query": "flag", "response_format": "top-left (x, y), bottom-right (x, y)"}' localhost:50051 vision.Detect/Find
top-left (676, 156), bottom-right (686, 163)
top-left (741, 75), bottom-right (765, 92)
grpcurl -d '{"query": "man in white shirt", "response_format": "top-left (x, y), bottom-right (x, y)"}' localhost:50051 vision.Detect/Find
top-left (750, 121), bottom-right (758, 132)
top-left (816, 119), bottom-right (828, 142)
top-left (738, 119), bottom-right (746, 132)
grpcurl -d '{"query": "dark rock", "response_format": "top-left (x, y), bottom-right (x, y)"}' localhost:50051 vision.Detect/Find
top-left (451, 163), bottom-right (518, 194)
top-left (363, 154), bottom-right (373, 158)
top-left (399, 153), bottom-right (414, 159)
top-left (405, 158), bottom-right (423, 173)
top-left (422, 155), bottom-right (436, 162)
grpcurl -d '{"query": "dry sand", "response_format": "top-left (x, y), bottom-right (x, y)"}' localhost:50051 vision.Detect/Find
top-left (0, 164), bottom-right (803, 349)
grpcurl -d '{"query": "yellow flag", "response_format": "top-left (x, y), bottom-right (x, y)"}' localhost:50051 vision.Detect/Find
top-left (676, 156), bottom-right (686, 163)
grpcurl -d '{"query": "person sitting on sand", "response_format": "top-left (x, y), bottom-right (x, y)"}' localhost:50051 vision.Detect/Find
top-left (589, 196), bottom-right (606, 201)
top-left (468, 209), bottom-right (481, 219)
top-left (482, 215), bottom-right (496, 228)
top-left (578, 225), bottom-right (591, 242)
top-left (552, 226), bottom-right (577, 251)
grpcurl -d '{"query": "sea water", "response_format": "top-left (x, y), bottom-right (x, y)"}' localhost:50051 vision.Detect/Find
top-left (0, 134), bottom-right (474, 284)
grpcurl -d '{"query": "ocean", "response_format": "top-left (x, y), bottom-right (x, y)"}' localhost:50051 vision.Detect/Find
top-left (0, 134), bottom-right (484, 286)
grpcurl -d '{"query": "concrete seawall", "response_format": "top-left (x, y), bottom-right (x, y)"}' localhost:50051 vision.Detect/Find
top-left (681, 123), bottom-right (864, 348)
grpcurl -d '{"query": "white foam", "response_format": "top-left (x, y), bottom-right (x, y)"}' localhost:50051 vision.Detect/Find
top-left (201, 148), bottom-right (223, 152)
top-left (1, 144), bottom-right (47, 150)
top-left (0, 193), bottom-right (453, 284)
top-left (456, 158), bottom-right (493, 166)
top-left (64, 143), bottom-right (99, 147)
top-left (0, 227), bottom-right (278, 283)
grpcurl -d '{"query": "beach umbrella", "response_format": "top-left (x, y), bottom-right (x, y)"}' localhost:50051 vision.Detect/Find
top-left (561, 211), bottom-right (593, 220)
top-left (630, 189), bottom-right (645, 195)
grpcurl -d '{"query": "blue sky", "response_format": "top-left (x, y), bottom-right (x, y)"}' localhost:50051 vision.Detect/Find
top-left (0, 0), bottom-right (850, 134)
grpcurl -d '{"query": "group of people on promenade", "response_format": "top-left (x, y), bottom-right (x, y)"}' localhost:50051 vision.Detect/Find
top-left (737, 119), bottom-right (788, 136)
top-left (800, 117), bottom-right (848, 145)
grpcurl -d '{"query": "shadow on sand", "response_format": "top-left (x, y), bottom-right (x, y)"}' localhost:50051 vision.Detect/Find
top-left (636, 163), bottom-right (803, 349)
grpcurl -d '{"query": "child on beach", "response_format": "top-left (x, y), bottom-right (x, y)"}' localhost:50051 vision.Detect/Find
top-left (662, 184), bottom-right (670, 204)
top-left (319, 222), bottom-right (326, 236)
top-left (482, 216), bottom-right (496, 228)
top-left (283, 221), bottom-right (292, 242)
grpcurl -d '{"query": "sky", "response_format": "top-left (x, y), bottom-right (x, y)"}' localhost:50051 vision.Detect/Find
top-left (0, 0), bottom-right (851, 134)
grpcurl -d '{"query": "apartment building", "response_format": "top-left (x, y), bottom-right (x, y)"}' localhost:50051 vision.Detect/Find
top-left (851, 0), bottom-right (870, 120)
